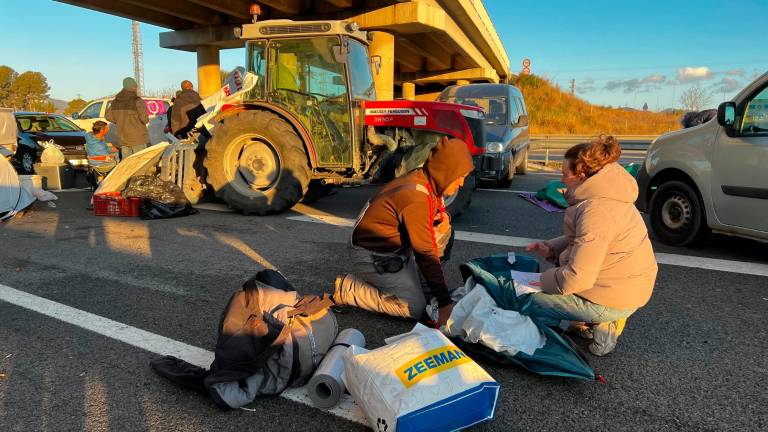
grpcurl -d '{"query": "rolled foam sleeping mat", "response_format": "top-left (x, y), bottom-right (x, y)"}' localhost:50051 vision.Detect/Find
top-left (307, 328), bottom-right (365, 409)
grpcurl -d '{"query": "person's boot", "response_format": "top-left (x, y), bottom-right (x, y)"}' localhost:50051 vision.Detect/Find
top-left (589, 317), bottom-right (627, 356)
top-left (331, 274), bottom-right (352, 314)
top-left (567, 322), bottom-right (593, 340)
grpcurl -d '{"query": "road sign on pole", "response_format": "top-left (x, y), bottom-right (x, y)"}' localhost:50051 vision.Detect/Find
top-left (522, 58), bottom-right (531, 68)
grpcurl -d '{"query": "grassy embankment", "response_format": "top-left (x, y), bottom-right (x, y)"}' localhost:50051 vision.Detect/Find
top-left (514, 74), bottom-right (681, 135)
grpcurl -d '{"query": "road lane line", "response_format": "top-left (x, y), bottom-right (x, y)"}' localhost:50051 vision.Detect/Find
top-left (0, 283), bottom-right (366, 425)
top-left (286, 215), bottom-right (768, 277)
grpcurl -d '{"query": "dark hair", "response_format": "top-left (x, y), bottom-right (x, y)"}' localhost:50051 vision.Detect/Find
top-left (92, 120), bottom-right (108, 135)
top-left (564, 134), bottom-right (621, 177)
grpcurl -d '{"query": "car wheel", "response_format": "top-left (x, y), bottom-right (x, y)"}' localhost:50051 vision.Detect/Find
top-left (516, 148), bottom-right (528, 175)
top-left (649, 180), bottom-right (708, 246)
top-left (14, 146), bottom-right (37, 174)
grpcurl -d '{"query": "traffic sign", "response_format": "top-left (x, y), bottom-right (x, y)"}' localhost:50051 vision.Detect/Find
top-left (522, 66), bottom-right (531, 75)
top-left (522, 58), bottom-right (531, 68)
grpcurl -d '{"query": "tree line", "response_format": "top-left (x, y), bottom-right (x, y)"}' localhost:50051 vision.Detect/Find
top-left (0, 65), bottom-right (55, 112)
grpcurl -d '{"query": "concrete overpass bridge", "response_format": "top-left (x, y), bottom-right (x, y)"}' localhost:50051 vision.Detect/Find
top-left (55, 0), bottom-right (510, 99)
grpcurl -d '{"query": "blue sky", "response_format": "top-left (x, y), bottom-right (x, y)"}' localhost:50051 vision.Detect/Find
top-left (486, 0), bottom-right (768, 109)
top-left (1, 0), bottom-right (766, 110)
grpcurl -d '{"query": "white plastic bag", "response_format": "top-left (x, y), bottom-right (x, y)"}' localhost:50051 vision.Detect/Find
top-left (343, 323), bottom-right (499, 432)
top-left (444, 284), bottom-right (545, 356)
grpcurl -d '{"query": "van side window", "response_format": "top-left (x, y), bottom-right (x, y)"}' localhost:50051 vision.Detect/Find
top-left (510, 97), bottom-right (521, 124)
top-left (518, 96), bottom-right (528, 115)
top-left (740, 86), bottom-right (768, 135)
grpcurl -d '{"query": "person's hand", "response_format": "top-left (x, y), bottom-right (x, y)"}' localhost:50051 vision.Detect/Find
top-left (525, 241), bottom-right (552, 259)
top-left (437, 302), bottom-right (454, 327)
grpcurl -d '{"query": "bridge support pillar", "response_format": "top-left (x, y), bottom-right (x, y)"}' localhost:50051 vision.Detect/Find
top-left (196, 45), bottom-right (221, 98)
top-left (402, 82), bottom-right (415, 100)
top-left (369, 31), bottom-right (395, 100)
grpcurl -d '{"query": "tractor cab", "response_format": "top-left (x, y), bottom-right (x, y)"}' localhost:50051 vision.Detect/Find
top-left (239, 20), bottom-right (375, 168)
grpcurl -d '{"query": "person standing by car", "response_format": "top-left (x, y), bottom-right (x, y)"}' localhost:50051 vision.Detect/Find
top-left (170, 80), bottom-right (203, 139)
top-left (106, 77), bottom-right (148, 158)
top-left (333, 137), bottom-right (474, 326)
top-left (524, 135), bottom-right (658, 356)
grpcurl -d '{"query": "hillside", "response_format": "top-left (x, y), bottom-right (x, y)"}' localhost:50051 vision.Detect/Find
top-left (513, 74), bottom-right (682, 135)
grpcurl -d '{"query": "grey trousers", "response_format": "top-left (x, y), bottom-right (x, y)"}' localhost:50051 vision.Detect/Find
top-left (120, 143), bottom-right (148, 159)
top-left (334, 246), bottom-right (427, 319)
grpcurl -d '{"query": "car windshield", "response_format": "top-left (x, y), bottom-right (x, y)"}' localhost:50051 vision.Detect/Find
top-left (440, 95), bottom-right (507, 125)
top-left (16, 115), bottom-right (81, 132)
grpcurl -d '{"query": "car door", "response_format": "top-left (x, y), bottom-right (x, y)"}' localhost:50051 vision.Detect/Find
top-left (73, 101), bottom-right (103, 131)
top-left (710, 84), bottom-right (768, 232)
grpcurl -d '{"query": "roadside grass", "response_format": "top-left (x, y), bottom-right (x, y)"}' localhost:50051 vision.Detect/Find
top-left (515, 74), bottom-right (682, 135)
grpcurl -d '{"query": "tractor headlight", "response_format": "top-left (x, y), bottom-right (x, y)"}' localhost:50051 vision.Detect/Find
top-left (486, 142), bottom-right (504, 153)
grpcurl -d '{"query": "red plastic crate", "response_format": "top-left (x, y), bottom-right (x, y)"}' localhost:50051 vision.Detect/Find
top-left (93, 193), bottom-right (141, 217)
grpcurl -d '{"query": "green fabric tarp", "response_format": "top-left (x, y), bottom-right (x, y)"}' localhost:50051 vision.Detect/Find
top-left (458, 254), bottom-right (596, 381)
top-left (534, 163), bottom-right (641, 209)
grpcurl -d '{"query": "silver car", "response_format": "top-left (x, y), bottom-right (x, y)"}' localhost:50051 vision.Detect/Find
top-left (636, 72), bottom-right (768, 246)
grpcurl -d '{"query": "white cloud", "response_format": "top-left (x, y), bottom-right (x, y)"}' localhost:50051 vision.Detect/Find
top-left (676, 66), bottom-right (714, 82)
top-left (605, 74), bottom-right (666, 93)
top-left (724, 68), bottom-right (745, 77)
top-left (642, 74), bottom-right (666, 84)
top-left (712, 77), bottom-right (742, 93)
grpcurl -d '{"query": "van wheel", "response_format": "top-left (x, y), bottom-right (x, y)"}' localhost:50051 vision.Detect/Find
top-left (445, 173), bottom-right (475, 218)
top-left (516, 149), bottom-right (528, 175)
top-left (204, 110), bottom-right (310, 215)
top-left (497, 153), bottom-right (514, 188)
top-left (649, 181), bottom-right (708, 246)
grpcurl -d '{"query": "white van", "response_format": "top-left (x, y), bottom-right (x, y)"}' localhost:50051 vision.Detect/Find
top-left (71, 97), bottom-right (171, 146)
top-left (636, 72), bottom-right (768, 246)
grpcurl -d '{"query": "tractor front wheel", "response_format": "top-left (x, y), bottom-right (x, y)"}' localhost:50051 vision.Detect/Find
top-left (204, 110), bottom-right (310, 215)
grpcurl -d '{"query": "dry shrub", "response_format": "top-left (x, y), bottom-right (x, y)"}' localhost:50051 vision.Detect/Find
top-left (514, 74), bottom-right (681, 135)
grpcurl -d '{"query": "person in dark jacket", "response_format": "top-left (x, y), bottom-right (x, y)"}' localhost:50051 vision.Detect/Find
top-left (171, 80), bottom-right (203, 138)
top-left (333, 137), bottom-right (474, 326)
top-left (105, 77), bottom-right (149, 158)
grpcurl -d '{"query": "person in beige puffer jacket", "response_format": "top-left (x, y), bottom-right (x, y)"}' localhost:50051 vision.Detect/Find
top-left (525, 135), bottom-right (658, 356)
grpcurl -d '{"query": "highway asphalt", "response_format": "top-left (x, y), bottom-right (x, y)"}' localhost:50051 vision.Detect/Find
top-left (1, 169), bottom-right (766, 431)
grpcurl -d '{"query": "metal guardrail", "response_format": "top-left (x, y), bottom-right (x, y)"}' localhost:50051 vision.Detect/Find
top-left (529, 135), bottom-right (657, 166)
top-left (530, 135), bottom-right (657, 150)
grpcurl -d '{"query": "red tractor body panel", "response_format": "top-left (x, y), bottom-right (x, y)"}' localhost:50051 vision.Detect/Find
top-left (364, 100), bottom-right (486, 155)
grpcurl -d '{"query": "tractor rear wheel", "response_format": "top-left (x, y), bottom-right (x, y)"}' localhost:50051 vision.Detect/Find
top-left (204, 110), bottom-right (310, 215)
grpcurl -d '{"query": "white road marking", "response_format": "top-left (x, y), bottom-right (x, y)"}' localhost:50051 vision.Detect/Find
top-left (286, 215), bottom-right (768, 278)
top-left (0, 283), bottom-right (367, 425)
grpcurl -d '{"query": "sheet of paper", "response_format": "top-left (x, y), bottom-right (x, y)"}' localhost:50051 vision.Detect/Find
top-left (510, 270), bottom-right (542, 297)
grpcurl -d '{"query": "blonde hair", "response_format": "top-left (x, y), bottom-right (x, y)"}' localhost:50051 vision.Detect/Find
top-left (564, 134), bottom-right (621, 177)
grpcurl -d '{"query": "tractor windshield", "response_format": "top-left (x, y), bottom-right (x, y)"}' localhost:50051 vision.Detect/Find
top-left (267, 37), bottom-right (352, 165)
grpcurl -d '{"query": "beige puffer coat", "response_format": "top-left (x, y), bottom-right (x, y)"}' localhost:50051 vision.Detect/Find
top-left (540, 163), bottom-right (658, 310)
